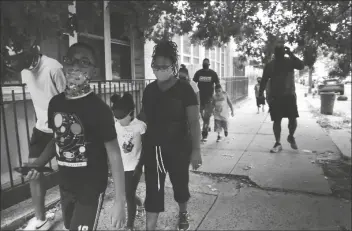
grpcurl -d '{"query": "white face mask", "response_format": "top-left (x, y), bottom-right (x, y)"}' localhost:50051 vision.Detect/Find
top-left (153, 67), bottom-right (173, 82)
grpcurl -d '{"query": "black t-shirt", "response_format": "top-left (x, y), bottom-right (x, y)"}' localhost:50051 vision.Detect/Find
top-left (142, 79), bottom-right (198, 146)
top-left (48, 92), bottom-right (117, 196)
top-left (193, 68), bottom-right (220, 103)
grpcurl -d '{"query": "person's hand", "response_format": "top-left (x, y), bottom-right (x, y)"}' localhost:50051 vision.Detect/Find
top-left (23, 163), bottom-right (41, 181)
top-left (190, 149), bottom-right (202, 171)
top-left (284, 47), bottom-right (292, 55)
top-left (108, 200), bottom-right (126, 229)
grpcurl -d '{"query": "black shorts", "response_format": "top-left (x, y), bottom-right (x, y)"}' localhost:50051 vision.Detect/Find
top-left (60, 188), bottom-right (105, 230)
top-left (256, 97), bottom-right (265, 107)
top-left (200, 99), bottom-right (213, 122)
top-left (269, 94), bottom-right (299, 121)
top-left (144, 143), bottom-right (191, 213)
top-left (28, 127), bottom-right (55, 159)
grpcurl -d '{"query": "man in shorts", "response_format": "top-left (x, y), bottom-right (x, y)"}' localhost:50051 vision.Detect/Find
top-left (258, 40), bottom-right (304, 153)
top-left (193, 58), bottom-right (220, 142)
top-left (3, 38), bottom-right (66, 230)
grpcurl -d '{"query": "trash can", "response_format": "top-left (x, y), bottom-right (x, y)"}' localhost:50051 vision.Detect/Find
top-left (320, 92), bottom-right (336, 115)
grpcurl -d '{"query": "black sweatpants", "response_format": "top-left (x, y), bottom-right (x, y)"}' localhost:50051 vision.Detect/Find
top-left (60, 188), bottom-right (105, 231)
top-left (144, 144), bottom-right (191, 213)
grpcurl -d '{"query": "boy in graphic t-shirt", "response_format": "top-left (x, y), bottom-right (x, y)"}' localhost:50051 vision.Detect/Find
top-left (110, 93), bottom-right (146, 231)
top-left (27, 42), bottom-right (126, 231)
top-left (212, 84), bottom-right (234, 142)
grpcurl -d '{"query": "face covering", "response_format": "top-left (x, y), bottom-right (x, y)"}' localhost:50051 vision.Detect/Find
top-left (203, 64), bottom-right (209, 69)
top-left (65, 71), bottom-right (92, 98)
top-left (274, 47), bottom-right (285, 59)
top-left (154, 67), bottom-right (173, 82)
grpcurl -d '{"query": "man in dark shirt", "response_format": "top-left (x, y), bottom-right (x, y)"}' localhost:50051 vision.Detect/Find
top-left (193, 58), bottom-right (220, 141)
top-left (259, 41), bottom-right (304, 153)
top-left (26, 42), bottom-right (126, 230)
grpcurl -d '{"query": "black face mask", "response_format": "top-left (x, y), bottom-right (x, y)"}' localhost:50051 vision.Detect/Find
top-left (203, 64), bottom-right (209, 69)
top-left (5, 52), bottom-right (35, 73)
top-left (274, 47), bottom-right (285, 59)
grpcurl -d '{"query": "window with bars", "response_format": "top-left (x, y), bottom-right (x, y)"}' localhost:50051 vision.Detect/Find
top-left (211, 48), bottom-right (215, 60)
top-left (183, 36), bottom-right (191, 55)
top-left (205, 49), bottom-right (210, 59)
top-left (216, 48), bottom-right (220, 62)
top-left (183, 56), bottom-right (191, 64)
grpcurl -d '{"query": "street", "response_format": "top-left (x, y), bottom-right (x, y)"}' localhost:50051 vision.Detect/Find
top-left (40, 85), bottom-right (350, 230)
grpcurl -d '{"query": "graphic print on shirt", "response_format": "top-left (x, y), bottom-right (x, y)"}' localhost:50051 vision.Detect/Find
top-left (53, 112), bottom-right (88, 167)
top-left (121, 131), bottom-right (135, 153)
top-left (199, 76), bottom-right (212, 82)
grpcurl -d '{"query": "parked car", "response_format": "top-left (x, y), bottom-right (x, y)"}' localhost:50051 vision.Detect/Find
top-left (318, 79), bottom-right (345, 95)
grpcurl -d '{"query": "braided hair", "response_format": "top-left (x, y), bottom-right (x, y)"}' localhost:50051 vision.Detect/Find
top-left (151, 40), bottom-right (179, 76)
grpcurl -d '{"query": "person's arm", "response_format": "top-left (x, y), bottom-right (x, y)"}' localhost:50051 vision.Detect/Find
top-left (193, 71), bottom-right (200, 83)
top-left (135, 122), bottom-right (147, 170)
top-left (288, 52), bottom-right (304, 70)
top-left (50, 67), bottom-right (67, 94)
top-left (105, 139), bottom-right (125, 204)
top-left (196, 92), bottom-right (200, 107)
top-left (226, 94), bottom-right (234, 115)
top-left (213, 71), bottom-right (220, 85)
top-left (259, 64), bottom-right (270, 96)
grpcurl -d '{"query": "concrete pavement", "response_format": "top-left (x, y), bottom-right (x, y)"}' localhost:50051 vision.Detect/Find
top-left (4, 85), bottom-right (351, 230)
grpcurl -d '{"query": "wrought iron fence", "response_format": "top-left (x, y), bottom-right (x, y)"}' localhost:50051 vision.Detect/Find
top-left (0, 77), bottom-right (247, 210)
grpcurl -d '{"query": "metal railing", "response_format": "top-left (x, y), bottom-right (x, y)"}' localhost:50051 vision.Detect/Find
top-left (0, 77), bottom-right (248, 210)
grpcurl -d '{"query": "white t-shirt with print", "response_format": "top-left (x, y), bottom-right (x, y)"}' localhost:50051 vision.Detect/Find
top-left (115, 118), bottom-right (147, 171)
top-left (21, 55), bottom-right (66, 133)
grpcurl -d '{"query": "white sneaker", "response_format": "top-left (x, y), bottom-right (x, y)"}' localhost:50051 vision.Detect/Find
top-left (22, 213), bottom-right (55, 230)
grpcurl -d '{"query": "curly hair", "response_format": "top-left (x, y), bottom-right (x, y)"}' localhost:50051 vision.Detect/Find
top-left (151, 40), bottom-right (179, 76)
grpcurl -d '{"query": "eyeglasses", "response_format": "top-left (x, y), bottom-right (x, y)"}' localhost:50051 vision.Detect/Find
top-left (63, 56), bottom-right (95, 67)
top-left (152, 64), bottom-right (172, 71)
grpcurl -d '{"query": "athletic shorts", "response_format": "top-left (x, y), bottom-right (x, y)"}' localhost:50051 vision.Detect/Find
top-left (269, 94), bottom-right (299, 121)
top-left (214, 119), bottom-right (228, 132)
top-left (60, 188), bottom-right (105, 231)
top-left (28, 127), bottom-right (55, 159)
top-left (143, 143), bottom-right (191, 213)
top-left (256, 97), bottom-right (265, 107)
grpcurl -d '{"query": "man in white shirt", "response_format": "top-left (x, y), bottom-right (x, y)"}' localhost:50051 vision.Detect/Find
top-left (3, 39), bottom-right (66, 230)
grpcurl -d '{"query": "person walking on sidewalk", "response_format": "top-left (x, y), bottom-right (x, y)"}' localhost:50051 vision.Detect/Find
top-left (111, 93), bottom-right (146, 231)
top-left (254, 77), bottom-right (266, 113)
top-left (179, 64), bottom-right (200, 105)
top-left (26, 42), bottom-right (126, 230)
top-left (138, 40), bottom-right (202, 231)
top-left (258, 41), bottom-right (304, 153)
top-left (193, 58), bottom-right (220, 142)
top-left (212, 84), bottom-right (234, 142)
top-left (3, 38), bottom-right (66, 230)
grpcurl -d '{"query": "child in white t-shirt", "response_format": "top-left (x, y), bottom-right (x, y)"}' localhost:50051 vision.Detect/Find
top-left (110, 93), bottom-right (147, 231)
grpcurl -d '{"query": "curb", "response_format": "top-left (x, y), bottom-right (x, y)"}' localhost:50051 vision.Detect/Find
top-left (1, 194), bottom-right (60, 231)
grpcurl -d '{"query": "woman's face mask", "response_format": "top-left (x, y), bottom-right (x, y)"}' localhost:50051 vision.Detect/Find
top-left (153, 67), bottom-right (173, 82)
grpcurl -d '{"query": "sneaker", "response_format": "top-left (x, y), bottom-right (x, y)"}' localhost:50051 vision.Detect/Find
top-left (270, 143), bottom-right (282, 153)
top-left (216, 135), bottom-right (222, 142)
top-left (224, 131), bottom-right (228, 137)
top-left (22, 213), bottom-right (54, 230)
top-left (178, 212), bottom-right (190, 231)
top-left (201, 138), bottom-right (208, 143)
top-left (287, 135), bottom-right (298, 150)
top-left (136, 205), bottom-right (145, 217)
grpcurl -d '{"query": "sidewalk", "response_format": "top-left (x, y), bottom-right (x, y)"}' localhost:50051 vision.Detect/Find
top-left (4, 86), bottom-right (351, 230)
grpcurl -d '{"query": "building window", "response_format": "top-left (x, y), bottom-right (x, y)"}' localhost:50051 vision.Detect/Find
top-left (193, 57), bottom-right (199, 64)
top-left (217, 63), bottom-right (220, 74)
top-left (193, 45), bottom-right (200, 57)
top-left (211, 61), bottom-right (215, 69)
top-left (216, 48), bottom-right (220, 62)
top-left (76, 1), bottom-right (104, 36)
top-left (205, 49), bottom-right (210, 59)
top-left (110, 11), bottom-right (130, 42)
top-left (221, 49), bottom-right (225, 64)
top-left (111, 43), bottom-right (131, 80)
top-left (183, 36), bottom-right (191, 55)
top-left (211, 48), bottom-right (215, 60)
top-left (221, 65), bottom-right (225, 77)
top-left (183, 56), bottom-right (191, 64)
top-left (78, 35), bottom-right (105, 81)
